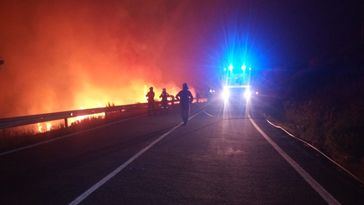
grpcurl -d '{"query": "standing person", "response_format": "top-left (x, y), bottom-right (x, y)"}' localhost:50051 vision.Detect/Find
top-left (196, 92), bottom-right (201, 103)
top-left (170, 95), bottom-right (175, 106)
top-left (176, 83), bottom-right (193, 125)
top-left (159, 88), bottom-right (169, 110)
top-left (146, 87), bottom-right (155, 115)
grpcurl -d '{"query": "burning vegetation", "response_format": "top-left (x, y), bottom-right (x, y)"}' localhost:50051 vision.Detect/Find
top-left (0, 1), bottom-right (203, 118)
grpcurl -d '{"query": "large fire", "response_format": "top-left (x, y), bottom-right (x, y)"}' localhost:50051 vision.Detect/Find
top-left (32, 83), bottom-right (192, 134)
top-left (31, 84), bottom-right (185, 134)
top-left (0, 1), bottom-right (201, 120)
top-left (7, 81), bottom-right (191, 134)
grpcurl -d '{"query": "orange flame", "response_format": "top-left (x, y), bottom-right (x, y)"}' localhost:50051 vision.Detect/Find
top-left (37, 122), bottom-right (53, 133)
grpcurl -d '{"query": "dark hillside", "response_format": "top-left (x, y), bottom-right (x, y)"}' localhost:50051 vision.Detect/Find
top-left (265, 46), bottom-right (364, 180)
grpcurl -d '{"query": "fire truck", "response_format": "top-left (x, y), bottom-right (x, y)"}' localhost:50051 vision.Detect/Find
top-left (221, 64), bottom-right (253, 104)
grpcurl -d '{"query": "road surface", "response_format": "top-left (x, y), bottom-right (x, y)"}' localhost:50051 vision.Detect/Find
top-left (0, 102), bottom-right (363, 204)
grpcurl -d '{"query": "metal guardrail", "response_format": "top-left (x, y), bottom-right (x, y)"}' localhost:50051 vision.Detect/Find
top-left (0, 98), bottom-right (206, 130)
top-left (0, 103), bottom-right (150, 129)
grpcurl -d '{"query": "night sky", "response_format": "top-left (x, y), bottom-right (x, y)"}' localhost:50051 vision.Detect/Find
top-left (0, 0), bottom-right (362, 117)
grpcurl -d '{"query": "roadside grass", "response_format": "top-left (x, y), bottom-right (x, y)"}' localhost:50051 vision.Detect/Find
top-left (264, 65), bottom-right (364, 182)
top-left (0, 117), bottom-right (106, 153)
top-left (0, 101), bottom-right (202, 154)
top-left (0, 106), bottom-right (149, 153)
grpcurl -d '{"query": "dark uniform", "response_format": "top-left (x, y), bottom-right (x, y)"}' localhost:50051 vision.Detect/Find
top-left (159, 88), bottom-right (169, 109)
top-left (176, 83), bottom-right (193, 125)
top-left (146, 87), bottom-right (155, 115)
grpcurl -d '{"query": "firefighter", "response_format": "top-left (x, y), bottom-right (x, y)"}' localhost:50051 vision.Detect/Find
top-left (159, 88), bottom-right (170, 109)
top-left (146, 87), bottom-right (155, 115)
top-left (176, 83), bottom-right (193, 125)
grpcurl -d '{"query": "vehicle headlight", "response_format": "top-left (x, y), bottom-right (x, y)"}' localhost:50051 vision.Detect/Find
top-left (244, 89), bottom-right (252, 101)
top-left (221, 87), bottom-right (230, 101)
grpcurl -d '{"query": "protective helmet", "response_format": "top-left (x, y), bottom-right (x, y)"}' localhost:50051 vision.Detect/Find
top-left (183, 83), bottom-right (188, 90)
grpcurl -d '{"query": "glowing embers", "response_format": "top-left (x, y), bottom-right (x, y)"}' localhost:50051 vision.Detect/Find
top-left (67, 112), bottom-right (106, 126)
top-left (34, 113), bottom-right (105, 134)
top-left (37, 122), bottom-right (53, 133)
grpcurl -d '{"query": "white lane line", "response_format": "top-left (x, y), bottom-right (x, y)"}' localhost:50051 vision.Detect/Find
top-left (266, 120), bottom-right (296, 138)
top-left (202, 110), bottom-right (214, 117)
top-left (0, 116), bottom-right (142, 157)
top-left (68, 111), bottom-right (201, 205)
top-left (249, 117), bottom-right (341, 205)
top-left (266, 119), bottom-right (364, 186)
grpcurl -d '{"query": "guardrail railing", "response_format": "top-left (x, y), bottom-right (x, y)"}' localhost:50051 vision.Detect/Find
top-left (0, 98), bottom-right (207, 130)
top-left (0, 102), bottom-right (150, 130)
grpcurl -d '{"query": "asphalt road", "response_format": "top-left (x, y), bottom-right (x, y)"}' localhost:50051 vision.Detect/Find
top-left (0, 102), bottom-right (363, 204)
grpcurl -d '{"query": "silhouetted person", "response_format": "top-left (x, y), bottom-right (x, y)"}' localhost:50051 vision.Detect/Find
top-left (176, 83), bottom-right (193, 125)
top-left (159, 88), bottom-right (169, 109)
top-left (170, 95), bottom-right (175, 106)
top-left (146, 87), bottom-right (155, 115)
top-left (196, 92), bottom-right (201, 103)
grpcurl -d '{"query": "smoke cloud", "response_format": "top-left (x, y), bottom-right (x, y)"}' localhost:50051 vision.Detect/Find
top-left (0, 0), bottom-right (225, 117)
top-left (1, 1), bottom-right (361, 117)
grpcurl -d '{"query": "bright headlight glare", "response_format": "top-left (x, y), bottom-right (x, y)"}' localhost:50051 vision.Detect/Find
top-left (222, 87), bottom-right (230, 101)
top-left (244, 89), bottom-right (252, 101)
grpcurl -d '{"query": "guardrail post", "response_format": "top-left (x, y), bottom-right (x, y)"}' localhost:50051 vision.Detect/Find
top-left (64, 118), bottom-right (68, 128)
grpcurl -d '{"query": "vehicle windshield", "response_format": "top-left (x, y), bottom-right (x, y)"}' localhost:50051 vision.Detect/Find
top-left (222, 64), bottom-right (252, 87)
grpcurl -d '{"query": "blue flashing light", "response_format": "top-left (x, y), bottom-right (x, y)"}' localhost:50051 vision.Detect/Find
top-left (228, 64), bottom-right (233, 71)
top-left (241, 65), bottom-right (246, 71)
top-left (249, 67), bottom-right (252, 71)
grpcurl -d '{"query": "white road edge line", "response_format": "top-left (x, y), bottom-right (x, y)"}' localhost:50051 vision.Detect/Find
top-left (68, 111), bottom-right (202, 205)
top-left (202, 110), bottom-right (214, 117)
top-left (249, 116), bottom-right (341, 205)
top-left (266, 119), bottom-right (364, 186)
top-left (0, 116), bottom-right (142, 157)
